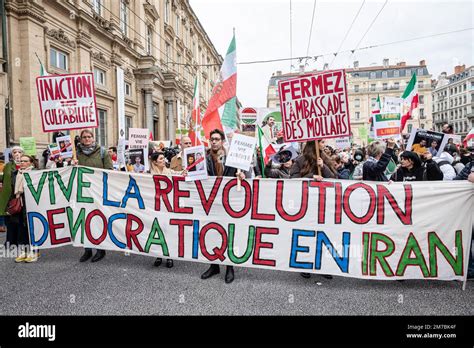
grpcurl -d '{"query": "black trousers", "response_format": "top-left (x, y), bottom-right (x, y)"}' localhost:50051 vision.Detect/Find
top-left (4, 215), bottom-right (29, 248)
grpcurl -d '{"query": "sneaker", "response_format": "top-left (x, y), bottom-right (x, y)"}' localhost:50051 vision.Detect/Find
top-left (24, 252), bottom-right (40, 263)
top-left (15, 252), bottom-right (28, 263)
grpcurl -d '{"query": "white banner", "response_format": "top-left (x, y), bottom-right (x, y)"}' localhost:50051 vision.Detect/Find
top-left (23, 167), bottom-right (474, 281)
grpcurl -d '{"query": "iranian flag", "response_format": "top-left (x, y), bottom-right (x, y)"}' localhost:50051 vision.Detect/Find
top-left (202, 33), bottom-right (237, 138)
top-left (188, 76), bottom-right (202, 146)
top-left (257, 125), bottom-right (276, 169)
top-left (368, 94), bottom-right (381, 138)
top-left (400, 73), bottom-right (419, 132)
top-left (463, 127), bottom-right (474, 147)
top-left (35, 52), bottom-right (49, 76)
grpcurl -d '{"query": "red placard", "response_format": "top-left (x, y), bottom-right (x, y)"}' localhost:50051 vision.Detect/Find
top-left (36, 72), bottom-right (98, 132)
top-left (278, 69), bottom-right (351, 143)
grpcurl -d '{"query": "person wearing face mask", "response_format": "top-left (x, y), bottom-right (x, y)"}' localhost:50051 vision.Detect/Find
top-left (11, 155), bottom-right (39, 262)
top-left (1, 146), bottom-right (24, 249)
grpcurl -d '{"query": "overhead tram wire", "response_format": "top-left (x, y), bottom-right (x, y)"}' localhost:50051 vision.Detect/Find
top-left (235, 28), bottom-right (473, 65)
top-left (305, 0), bottom-right (318, 57)
top-left (329, 0), bottom-right (365, 67)
top-left (354, 0), bottom-right (388, 50)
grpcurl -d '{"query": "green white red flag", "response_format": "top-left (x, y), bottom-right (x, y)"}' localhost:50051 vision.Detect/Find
top-left (257, 125), bottom-right (276, 166)
top-left (188, 76), bottom-right (202, 146)
top-left (400, 73), bottom-right (419, 132)
top-left (202, 33), bottom-right (237, 138)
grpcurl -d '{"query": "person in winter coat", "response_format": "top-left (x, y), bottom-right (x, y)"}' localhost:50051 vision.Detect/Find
top-left (351, 149), bottom-right (367, 180)
top-left (333, 155), bottom-right (350, 179)
top-left (390, 151), bottom-right (443, 182)
top-left (1, 146), bottom-right (24, 249)
top-left (290, 140), bottom-right (336, 281)
top-left (74, 129), bottom-right (113, 263)
top-left (11, 155), bottom-right (39, 262)
top-left (200, 129), bottom-right (246, 284)
top-left (362, 138), bottom-right (396, 181)
top-left (433, 150), bottom-right (457, 180)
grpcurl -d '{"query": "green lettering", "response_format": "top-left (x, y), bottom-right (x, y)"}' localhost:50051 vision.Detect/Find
top-left (67, 207), bottom-right (86, 243)
top-left (228, 224), bottom-right (255, 264)
top-left (54, 167), bottom-right (77, 202)
top-left (369, 233), bottom-right (395, 276)
top-left (144, 219), bottom-right (169, 256)
top-left (396, 233), bottom-right (430, 277)
top-left (429, 231), bottom-right (463, 277)
top-left (77, 167), bottom-right (94, 203)
top-left (24, 172), bottom-right (48, 204)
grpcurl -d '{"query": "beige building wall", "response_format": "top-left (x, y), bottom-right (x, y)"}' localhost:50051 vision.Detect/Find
top-left (4, 0), bottom-right (222, 155)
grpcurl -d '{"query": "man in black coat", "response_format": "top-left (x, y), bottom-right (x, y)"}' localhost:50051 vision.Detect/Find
top-left (201, 129), bottom-right (245, 284)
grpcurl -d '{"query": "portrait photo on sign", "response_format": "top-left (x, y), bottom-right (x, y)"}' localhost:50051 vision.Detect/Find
top-left (55, 135), bottom-right (73, 158)
top-left (129, 148), bottom-right (146, 173)
top-left (406, 128), bottom-right (448, 157)
top-left (183, 145), bottom-right (207, 181)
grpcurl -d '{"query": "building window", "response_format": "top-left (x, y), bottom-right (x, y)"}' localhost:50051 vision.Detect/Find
top-left (177, 53), bottom-right (181, 75)
top-left (382, 71), bottom-right (387, 78)
top-left (383, 83), bottom-right (388, 90)
top-left (418, 80), bottom-right (423, 88)
top-left (419, 108), bottom-right (424, 118)
top-left (407, 124), bottom-right (413, 133)
top-left (92, 0), bottom-right (102, 15)
top-left (417, 68), bottom-right (424, 75)
top-left (120, 0), bottom-right (128, 36)
top-left (50, 47), bottom-right (68, 70)
top-left (371, 98), bottom-right (376, 107)
top-left (153, 102), bottom-right (159, 138)
top-left (94, 67), bottom-right (106, 86)
top-left (463, 95), bottom-right (467, 104)
top-left (175, 13), bottom-right (180, 36)
top-left (419, 95), bottom-right (424, 104)
top-left (370, 84), bottom-right (376, 91)
top-left (393, 70), bottom-right (399, 78)
top-left (354, 99), bottom-right (360, 108)
top-left (354, 85), bottom-right (359, 92)
top-left (125, 82), bottom-right (132, 97)
top-left (370, 72), bottom-right (376, 79)
top-left (165, 0), bottom-right (170, 24)
top-left (355, 111), bottom-right (360, 120)
top-left (125, 116), bottom-right (132, 139)
top-left (95, 109), bottom-right (107, 146)
top-left (166, 43), bottom-right (171, 64)
top-left (146, 26), bottom-right (152, 55)
top-left (394, 82), bottom-right (399, 89)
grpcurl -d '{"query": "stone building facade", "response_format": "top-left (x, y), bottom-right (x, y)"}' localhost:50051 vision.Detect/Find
top-left (432, 65), bottom-right (474, 137)
top-left (2, 0), bottom-right (222, 152)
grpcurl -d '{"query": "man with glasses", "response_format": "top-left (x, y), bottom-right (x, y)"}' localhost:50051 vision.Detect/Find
top-left (74, 129), bottom-right (113, 263)
top-left (170, 136), bottom-right (193, 172)
top-left (200, 129), bottom-right (246, 284)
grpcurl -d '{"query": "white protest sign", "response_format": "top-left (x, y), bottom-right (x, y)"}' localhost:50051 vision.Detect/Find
top-left (373, 113), bottom-right (401, 140)
top-left (335, 137), bottom-right (351, 149)
top-left (128, 128), bottom-right (149, 170)
top-left (278, 69), bottom-right (351, 142)
top-left (383, 97), bottom-right (404, 113)
top-left (184, 145), bottom-right (207, 181)
top-left (36, 73), bottom-right (98, 132)
top-left (56, 135), bottom-right (73, 159)
top-left (225, 133), bottom-right (257, 171)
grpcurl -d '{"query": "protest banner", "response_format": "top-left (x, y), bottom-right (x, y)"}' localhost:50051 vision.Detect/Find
top-left (128, 128), bottom-right (149, 170)
top-left (24, 167), bottom-right (472, 281)
top-left (116, 67), bottom-right (126, 140)
top-left (48, 143), bottom-right (61, 159)
top-left (183, 145), bottom-right (207, 181)
top-left (36, 73), bottom-right (98, 132)
top-left (19, 137), bottom-right (37, 156)
top-left (56, 135), bottom-right (73, 159)
top-left (225, 134), bottom-right (257, 171)
top-left (278, 69), bottom-right (351, 142)
top-left (373, 113), bottom-right (402, 139)
top-left (334, 137), bottom-right (351, 150)
top-left (406, 128), bottom-right (448, 156)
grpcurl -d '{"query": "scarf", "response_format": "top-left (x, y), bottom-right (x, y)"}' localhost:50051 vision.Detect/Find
top-left (14, 166), bottom-right (34, 196)
top-left (78, 142), bottom-right (97, 156)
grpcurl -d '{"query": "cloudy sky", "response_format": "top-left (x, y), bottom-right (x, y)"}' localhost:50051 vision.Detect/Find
top-left (189, 0), bottom-right (473, 106)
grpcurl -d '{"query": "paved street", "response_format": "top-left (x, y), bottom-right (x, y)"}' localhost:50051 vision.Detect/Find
top-left (0, 235), bottom-right (472, 316)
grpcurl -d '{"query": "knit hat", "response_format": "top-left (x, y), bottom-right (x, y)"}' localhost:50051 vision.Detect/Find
top-left (11, 146), bottom-right (24, 154)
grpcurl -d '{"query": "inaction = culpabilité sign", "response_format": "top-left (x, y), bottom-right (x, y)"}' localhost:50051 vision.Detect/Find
top-left (278, 69), bottom-right (351, 142)
top-left (36, 73), bottom-right (98, 132)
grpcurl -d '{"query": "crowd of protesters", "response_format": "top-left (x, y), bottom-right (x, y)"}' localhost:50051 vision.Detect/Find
top-left (0, 123), bottom-right (473, 281)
